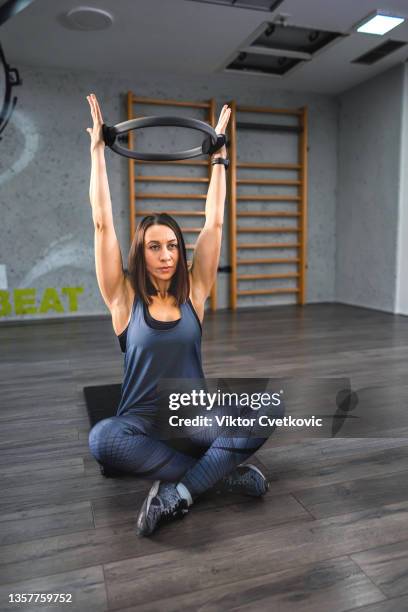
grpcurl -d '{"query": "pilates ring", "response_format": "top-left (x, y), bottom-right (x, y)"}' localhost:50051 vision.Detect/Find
top-left (102, 115), bottom-right (226, 161)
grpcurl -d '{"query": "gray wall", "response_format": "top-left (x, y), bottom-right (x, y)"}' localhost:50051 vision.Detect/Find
top-left (0, 64), bottom-right (338, 322)
top-left (336, 64), bottom-right (404, 312)
top-left (396, 62), bottom-right (408, 315)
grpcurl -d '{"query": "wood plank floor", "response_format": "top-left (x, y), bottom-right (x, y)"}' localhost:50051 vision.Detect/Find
top-left (1, 303), bottom-right (408, 611)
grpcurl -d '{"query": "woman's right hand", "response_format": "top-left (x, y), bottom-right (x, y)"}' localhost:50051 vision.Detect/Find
top-left (86, 93), bottom-right (105, 154)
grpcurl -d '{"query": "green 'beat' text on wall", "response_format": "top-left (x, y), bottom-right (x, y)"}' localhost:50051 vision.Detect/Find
top-left (0, 287), bottom-right (84, 316)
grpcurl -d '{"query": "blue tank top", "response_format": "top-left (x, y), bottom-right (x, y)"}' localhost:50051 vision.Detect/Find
top-left (116, 295), bottom-right (205, 417)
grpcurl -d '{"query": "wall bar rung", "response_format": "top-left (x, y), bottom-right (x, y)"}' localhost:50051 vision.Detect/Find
top-left (237, 162), bottom-right (301, 170)
top-left (237, 288), bottom-right (300, 296)
top-left (238, 242), bottom-right (300, 249)
top-left (237, 105), bottom-right (302, 116)
top-left (180, 228), bottom-right (202, 233)
top-left (237, 257), bottom-right (300, 264)
top-left (237, 195), bottom-right (300, 201)
top-left (237, 212), bottom-right (300, 217)
top-left (135, 193), bottom-right (207, 199)
top-left (237, 179), bottom-right (301, 186)
top-left (238, 273), bottom-right (300, 280)
top-left (237, 122), bottom-right (301, 134)
top-left (137, 210), bottom-right (205, 216)
top-left (132, 95), bottom-right (210, 109)
top-left (237, 228), bottom-right (300, 233)
top-left (135, 176), bottom-right (209, 183)
top-left (136, 160), bottom-right (208, 166)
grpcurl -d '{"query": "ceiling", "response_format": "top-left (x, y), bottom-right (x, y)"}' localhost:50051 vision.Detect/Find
top-left (2, 0), bottom-right (408, 94)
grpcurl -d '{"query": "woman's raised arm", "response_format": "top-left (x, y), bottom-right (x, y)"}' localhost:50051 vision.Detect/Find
top-left (86, 94), bottom-right (128, 309)
top-left (190, 105), bottom-right (231, 304)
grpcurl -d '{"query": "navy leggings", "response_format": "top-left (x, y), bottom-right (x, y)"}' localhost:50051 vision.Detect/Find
top-left (88, 403), bottom-right (279, 500)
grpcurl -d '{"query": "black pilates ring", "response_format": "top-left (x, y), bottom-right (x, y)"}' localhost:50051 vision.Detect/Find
top-left (102, 116), bottom-right (226, 161)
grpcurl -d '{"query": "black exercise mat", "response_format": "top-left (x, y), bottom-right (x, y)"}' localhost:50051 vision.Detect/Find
top-left (83, 383), bottom-right (122, 427)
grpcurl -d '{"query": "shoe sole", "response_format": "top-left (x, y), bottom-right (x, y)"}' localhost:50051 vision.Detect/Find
top-left (136, 480), bottom-right (160, 536)
top-left (237, 463), bottom-right (270, 496)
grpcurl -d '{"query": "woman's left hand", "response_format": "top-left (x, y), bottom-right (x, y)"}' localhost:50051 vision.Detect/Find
top-left (215, 105), bottom-right (231, 135)
top-left (212, 105), bottom-right (231, 158)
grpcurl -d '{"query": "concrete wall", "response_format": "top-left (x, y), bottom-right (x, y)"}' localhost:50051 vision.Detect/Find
top-left (336, 64), bottom-right (404, 312)
top-left (396, 62), bottom-right (408, 315)
top-left (0, 64), bottom-right (338, 322)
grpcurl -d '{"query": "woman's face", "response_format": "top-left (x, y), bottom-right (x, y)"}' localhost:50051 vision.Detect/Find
top-left (144, 224), bottom-right (180, 282)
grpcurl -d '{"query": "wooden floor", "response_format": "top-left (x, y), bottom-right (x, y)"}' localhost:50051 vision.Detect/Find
top-left (1, 303), bottom-right (408, 611)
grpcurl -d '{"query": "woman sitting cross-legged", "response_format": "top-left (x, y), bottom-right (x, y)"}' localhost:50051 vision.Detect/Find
top-left (86, 93), bottom-right (279, 537)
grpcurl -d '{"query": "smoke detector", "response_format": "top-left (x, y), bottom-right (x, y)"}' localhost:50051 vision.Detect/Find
top-left (63, 6), bottom-right (114, 31)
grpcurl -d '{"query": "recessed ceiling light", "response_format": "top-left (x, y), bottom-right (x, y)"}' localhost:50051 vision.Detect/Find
top-left (356, 11), bottom-right (405, 36)
top-left (64, 6), bottom-right (114, 31)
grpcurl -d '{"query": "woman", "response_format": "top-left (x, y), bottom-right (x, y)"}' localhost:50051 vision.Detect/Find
top-left (86, 93), bottom-right (272, 537)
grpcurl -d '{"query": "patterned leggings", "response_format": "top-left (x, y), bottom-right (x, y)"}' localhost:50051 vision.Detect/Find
top-left (88, 402), bottom-right (282, 500)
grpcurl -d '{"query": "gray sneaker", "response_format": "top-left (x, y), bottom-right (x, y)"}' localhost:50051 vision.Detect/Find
top-left (216, 464), bottom-right (269, 497)
top-left (136, 481), bottom-right (189, 537)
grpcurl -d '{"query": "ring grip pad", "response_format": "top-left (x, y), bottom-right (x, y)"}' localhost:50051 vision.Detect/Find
top-left (102, 124), bottom-right (116, 148)
top-left (201, 133), bottom-right (227, 155)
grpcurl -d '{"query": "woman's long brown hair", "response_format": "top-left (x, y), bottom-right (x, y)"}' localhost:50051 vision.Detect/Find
top-left (127, 213), bottom-right (190, 305)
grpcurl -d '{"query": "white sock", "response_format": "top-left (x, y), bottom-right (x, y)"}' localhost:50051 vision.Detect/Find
top-left (176, 482), bottom-right (193, 507)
